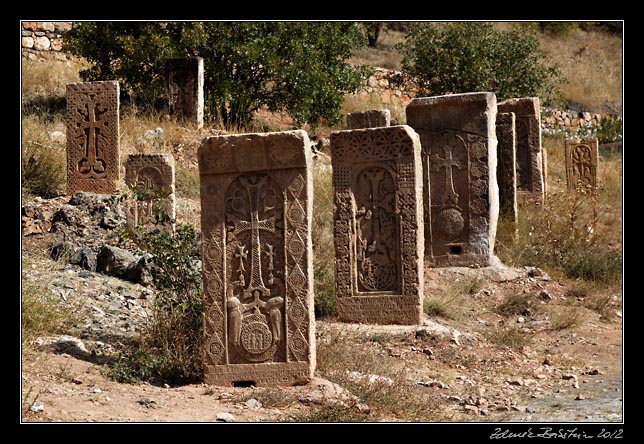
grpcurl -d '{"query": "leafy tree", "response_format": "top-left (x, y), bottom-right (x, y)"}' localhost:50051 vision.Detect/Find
top-left (63, 21), bottom-right (368, 129)
top-left (398, 22), bottom-right (565, 105)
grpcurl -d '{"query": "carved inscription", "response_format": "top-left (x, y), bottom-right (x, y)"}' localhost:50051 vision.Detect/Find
top-left (198, 130), bottom-right (315, 386)
top-left (565, 138), bottom-right (598, 191)
top-left (330, 126), bottom-right (424, 325)
top-left (66, 81), bottom-right (120, 195)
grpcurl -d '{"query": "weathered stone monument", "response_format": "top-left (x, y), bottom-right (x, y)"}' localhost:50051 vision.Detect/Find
top-left (497, 97), bottom-right (545, 202)
top-left (165, 57), bottom-right (204, 129)
top-left (406, 92), bottom-right (499, 268)
top-left (496, 112), bottom-right (518, 225)
top-left (66, 81), bottom-right (120, 195)
top-left (347, 109), bottom-right (391, 129)
top-left (330, 125), bottom-right (424, 325)
top-left (198, 130), bottom-right (315, 386)
top-left (565, 137), bottom-right (599, 191)
top-left (124, 154), bottom-right (176, 228)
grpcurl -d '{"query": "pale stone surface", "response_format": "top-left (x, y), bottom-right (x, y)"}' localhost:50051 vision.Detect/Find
top-left (66, 81), bottom-right (120, 195)
top-left (34, 36), bottom-right (50, 51)
top-left (406, 92), bottom-right (499, 268)
top-left (22, 36), bottom-right (34, 48)
top-left (124, 154), bottom-right (176, 229)
top-left (330, 125), bottom-right (424, 325)
top-left (496, 112), bottom-right (518, 225)
top-left (198, 130), bottom-right (315, 386)
top-left (565, 137), bottom-right (599, 191)
top-left (165, 57), bottom-right (204, 129)
top-left (346, 109), bottom-right (391, 129)
top-left (497, 97), bottom-right (545, 202)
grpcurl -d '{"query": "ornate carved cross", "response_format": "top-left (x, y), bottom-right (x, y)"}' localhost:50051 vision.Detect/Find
top-left (76, 93), bottom-right (109, 177)
top-left (430, 138), bottom-right (465, 205)
top-left (228, 176), bottom-right (276, 306)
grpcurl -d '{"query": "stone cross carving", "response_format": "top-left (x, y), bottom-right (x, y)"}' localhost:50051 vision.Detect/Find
top-left (406, 92), bottom-right (499, 268)
top-left (124, 154), bottom-right (175, 230)
top-left (66, 81), bottom-right (120, 195)
top-left (497, 97), bottom-right (545, 203)
top-left (331, 125), bottom-right (424, 325)
top-left (429, 138), bottom-right (466, 205)
top-left (199, 130), bottom-right (315, 386)
top-left (565, 137), bottom-right (599, 191)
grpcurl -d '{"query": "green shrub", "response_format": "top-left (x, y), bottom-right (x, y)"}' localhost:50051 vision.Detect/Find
top-left (63, 22), bottom-right (368, 129)
top-left (105, 223), bottom-right (204, 385)
top-left (398, 22), bottom-right (565, 105)
top-left (21, 115), bottom-right (66, 198)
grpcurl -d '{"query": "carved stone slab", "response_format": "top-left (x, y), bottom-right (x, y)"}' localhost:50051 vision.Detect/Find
top-left (347, 109), bottom-right (391, 129)
top-left (165, 57), bottom-right (204, 129)
top-left (330, 125), bottom-right (424, 325)
top-left (406, 92), bottom-right (499, 267)
top-left (66, 81), bottom-right (120, 195)
top-left (124, 154), bottom-right (176, 229)
top-left (198, 130), bottom-right (315, 386)
top-left (497, 97), bottom-right (544, 202)
top-left (496, 112), bottom-right (518, 225)
top-left (565, 137), bottom-right (599, 191)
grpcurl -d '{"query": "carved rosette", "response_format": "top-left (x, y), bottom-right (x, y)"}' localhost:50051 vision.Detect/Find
top-left (198, 130), bottom-right (314, 385)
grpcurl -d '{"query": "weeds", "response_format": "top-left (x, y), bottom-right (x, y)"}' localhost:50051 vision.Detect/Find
top-left (487, 324), bottom-right (532, 350)
top-left (549, 307), bottom-right (583, 331)
top-left (423, 274), bottom-right (482, 320)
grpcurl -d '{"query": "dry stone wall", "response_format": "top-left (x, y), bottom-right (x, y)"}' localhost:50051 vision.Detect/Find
top-left (21, 21), bottom-right (74, 61)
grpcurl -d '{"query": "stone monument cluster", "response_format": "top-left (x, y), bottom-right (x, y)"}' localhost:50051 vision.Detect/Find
top-left (63, 57), bottom-right (600, 387)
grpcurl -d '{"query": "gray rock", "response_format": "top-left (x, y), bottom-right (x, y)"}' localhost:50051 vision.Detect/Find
top-left (48, 241), bottom-right (75, 261)
top-left (70, 248), bottom-right (98, 271)
top-left (96, 245), bottom-right (152, 285)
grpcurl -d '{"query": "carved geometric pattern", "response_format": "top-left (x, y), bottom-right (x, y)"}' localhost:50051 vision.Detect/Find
top-left (330, 125), bottom-right (424, 325)
top-left (198, 130), bottom-right (315, 386)
top-left (66, 81), bottom-right (120, 195)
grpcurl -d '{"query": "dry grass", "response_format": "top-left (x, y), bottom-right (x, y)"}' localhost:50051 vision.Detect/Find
top-left (538, 27), bottom-right (622, 114)
top-left (348, 29), bottom-right (407, 70)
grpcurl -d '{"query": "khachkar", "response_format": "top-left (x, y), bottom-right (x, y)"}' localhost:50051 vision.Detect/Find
top-left (198, 130), bottom-right (315, 386)
top-left (497, 97), bottom-right (545, 202)
top-left (330, 126), bottom-right (425, 325)
top-left (124, 154), bottom-right (176, 229)
top-left (165, 57), bottom-right (204, 129)
top-left (66, 81), bottom-right (120, 195)
top-left (496, 112), bottom-right (518, 225)
top-left (565, 137), bottom-right (599, 191)
top-left (346, 109), bottom-right (391, 129)
top-left (406, 92), bottom-right (500, 268)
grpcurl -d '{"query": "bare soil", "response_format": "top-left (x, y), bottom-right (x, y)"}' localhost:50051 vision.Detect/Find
top-left (21, 245), bottom-right (623, 425)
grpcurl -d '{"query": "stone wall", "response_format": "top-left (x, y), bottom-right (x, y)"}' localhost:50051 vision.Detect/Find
top-left (354, 67), bottom-right (419, 108)
top-left (21, 21), bottom-right (73, 61)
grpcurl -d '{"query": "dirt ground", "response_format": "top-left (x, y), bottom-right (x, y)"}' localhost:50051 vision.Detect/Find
top-left (21, 256), bottom-right (623, 426)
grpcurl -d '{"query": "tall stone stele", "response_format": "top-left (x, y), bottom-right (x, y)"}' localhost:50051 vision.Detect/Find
top-left (565, 137), bottom-right (599, 191)
top-left (165, 57), bottom-right (204, 129)
top-left (497, 97), bottom-right (545, 203)
top-left (406, 92), bottom-right (499, 268)
top-left (124, 154), bottom-right (176, 230)
top-left (330, 125), bottom-right (425, 325)
top-left (198, 130), bottom-right (316, 386)
top-left (66, 81), bottom-right (120, 195)
top-left (496, 112), bottom-right (518, 226)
